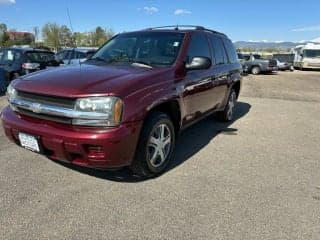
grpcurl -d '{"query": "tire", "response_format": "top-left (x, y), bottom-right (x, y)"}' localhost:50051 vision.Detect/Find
top-left (130, 112), bottom-right (175, 178)
top-left (12, 72), bottom-right (20, 80)
top-left (251, 66), bottom-right (261, 75)
top-left (218, 89), bottom-right (237, 122)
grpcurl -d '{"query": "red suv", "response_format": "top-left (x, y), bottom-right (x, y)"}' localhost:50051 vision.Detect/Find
top-left (2, 26), bottom-right (242, 177)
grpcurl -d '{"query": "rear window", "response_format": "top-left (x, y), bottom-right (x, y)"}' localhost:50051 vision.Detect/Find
top-left (26, 51), bottom-right (55, 62)
top-left (0, 49), bottom-right (20, 64)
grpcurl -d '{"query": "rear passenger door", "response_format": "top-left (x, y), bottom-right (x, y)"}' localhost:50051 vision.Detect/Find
top-left (207, 34), bottom-right (230, 108)
top-left (182, 32), bottom-right (217, 123)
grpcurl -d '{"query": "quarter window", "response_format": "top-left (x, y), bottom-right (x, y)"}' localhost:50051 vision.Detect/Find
top-left (209, 35), bottom-right (228, 65)
top-left (222, 38), bottom-right (238, 63)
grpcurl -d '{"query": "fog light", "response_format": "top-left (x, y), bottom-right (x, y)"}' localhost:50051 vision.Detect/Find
top-left (85, 145), bottom-right (105, 159)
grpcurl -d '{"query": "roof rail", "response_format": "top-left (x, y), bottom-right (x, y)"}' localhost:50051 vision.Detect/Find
top-left (145, 25), bottom-right (226, 36)
top-left (146, 25), bottom-right (205, 31)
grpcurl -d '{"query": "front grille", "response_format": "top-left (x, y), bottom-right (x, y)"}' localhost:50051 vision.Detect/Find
top-left (17, 90), bottom-right (75, 108)
top-left (15, 90), bottom-right (75, 124)
top-left (17, 107), bottom-right (72, 124)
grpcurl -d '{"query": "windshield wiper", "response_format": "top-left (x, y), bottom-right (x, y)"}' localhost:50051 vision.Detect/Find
top-left (129, 59), bottom-right (153, 68)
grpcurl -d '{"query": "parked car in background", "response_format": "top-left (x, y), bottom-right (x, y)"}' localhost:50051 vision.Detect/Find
top-left (237, 53), bottom-right (248, 73)
top-left (242, 53), bottom-right (278, 74)
top-left (2, 25), bottom-right (242, 177)
top-left (0, 48), bottom-right (60, 86)
top-left (55, 48), bottom-right (97, 65)
top-left (0, 68), bottom-right (9, 92)
top-left (275, 59), bottom-right (294, 71)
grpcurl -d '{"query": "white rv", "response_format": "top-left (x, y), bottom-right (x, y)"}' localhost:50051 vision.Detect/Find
top-left (293, 43), bottom-right (320, 69)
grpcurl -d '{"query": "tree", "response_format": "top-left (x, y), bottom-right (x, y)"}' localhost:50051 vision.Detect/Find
top-left (42, 23), bottom-right (62, 51)
top-left (33, 26), bottom-right (39, 43)
top-left (59, 25), bottom-right (73, 47)
top-left (0, 23), bottom-right (9, 47)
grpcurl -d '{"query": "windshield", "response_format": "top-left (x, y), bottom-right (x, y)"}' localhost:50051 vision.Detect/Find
top-left (304, 50), bottom-right (320, 58)
top-left (90, 32), bottom-right (185, 67)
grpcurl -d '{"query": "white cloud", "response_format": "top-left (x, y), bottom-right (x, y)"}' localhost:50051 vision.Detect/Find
top-left (174, 9), bottom-right (191, 15)
top-left (0, 0), bottom-right (15, 4)
top-left (140, 6), bottom-right (159, 14)
top-left (292, 25), bottom-right (320, 32)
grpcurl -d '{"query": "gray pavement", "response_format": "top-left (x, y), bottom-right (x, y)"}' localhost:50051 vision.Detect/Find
top-left (0, 71), bottom-right (320, 239)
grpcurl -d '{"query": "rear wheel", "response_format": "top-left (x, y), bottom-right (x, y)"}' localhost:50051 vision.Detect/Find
top-left (218, 89), bottom-right (237, 122)
top-left (251, 66), bottom-right (261, 75)
top-left (130, 112), bottom-right (175, 178)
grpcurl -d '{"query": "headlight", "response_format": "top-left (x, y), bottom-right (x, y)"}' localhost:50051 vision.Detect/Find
top-left (6, 84), bottom-right (17, 101)
top-left (73, 97), bottom-right (123, 127)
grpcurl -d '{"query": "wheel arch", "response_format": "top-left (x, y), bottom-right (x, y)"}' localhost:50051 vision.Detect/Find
top-left (144, 99), bottom-right (182, 135)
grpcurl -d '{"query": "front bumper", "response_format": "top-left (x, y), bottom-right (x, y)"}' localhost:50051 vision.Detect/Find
top-left (1, 106), bottom-right (142, 169)
top-left (266, 66), bottom-right (278, 72)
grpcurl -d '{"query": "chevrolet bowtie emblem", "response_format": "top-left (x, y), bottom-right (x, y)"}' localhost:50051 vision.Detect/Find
top-left (29, 103), bottom-right (42, 113)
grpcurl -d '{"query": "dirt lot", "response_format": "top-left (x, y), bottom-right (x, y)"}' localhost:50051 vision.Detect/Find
top-left (0, 71), bottom-right (320, 239)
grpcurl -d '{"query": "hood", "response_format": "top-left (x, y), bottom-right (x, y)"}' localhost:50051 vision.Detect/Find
top-left (13, 63), bottom-right (162, 98)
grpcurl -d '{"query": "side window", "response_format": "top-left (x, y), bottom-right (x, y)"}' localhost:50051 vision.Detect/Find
top-left (209, 35), bottom-right (228, 65)
top-left (243, 55), bottom-right (250, 61)
top-left (69, 50), bottom-right (75, 59)
top-left (14, 51), bottom-right (22, 62)
top-left (222, 38), bottom-right (238, 63)
top-left (77, 52), bottom-right (86, 59)
top-left (186, 32), bottom-right (211, 64)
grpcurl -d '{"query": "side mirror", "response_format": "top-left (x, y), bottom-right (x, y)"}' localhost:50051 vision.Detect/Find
top-left (186, 57), bottom-right (211, 70)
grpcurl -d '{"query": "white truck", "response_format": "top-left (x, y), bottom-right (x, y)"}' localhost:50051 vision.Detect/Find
top-left (293, 43), bottom-right (320, 70)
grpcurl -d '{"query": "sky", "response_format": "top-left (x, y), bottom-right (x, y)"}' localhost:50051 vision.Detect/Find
top-left (0, 0), bottom-right (320, 42)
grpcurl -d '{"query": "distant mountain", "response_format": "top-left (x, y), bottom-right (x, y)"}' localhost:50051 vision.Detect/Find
top-left (234, 41), bottom-right (297, 50)
top-left (234, 38), bottom-right (320, 50)
top-left (312, 37), bottom-right (320, 43)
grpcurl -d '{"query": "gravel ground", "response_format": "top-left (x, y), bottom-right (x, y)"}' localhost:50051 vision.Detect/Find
top-left (0, 71), bottom-right (320, 240)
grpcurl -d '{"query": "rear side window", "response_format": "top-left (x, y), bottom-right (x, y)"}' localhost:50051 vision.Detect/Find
top-left (186, 32), bottom-right (211, 64)
top-left (208, 35), bottom-right (228, 65)
top-left (222, 38), bottom-right (238, 63)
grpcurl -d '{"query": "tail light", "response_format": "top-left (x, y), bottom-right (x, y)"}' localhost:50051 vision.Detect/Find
top-left (22, 63), bottom-right (40, 70)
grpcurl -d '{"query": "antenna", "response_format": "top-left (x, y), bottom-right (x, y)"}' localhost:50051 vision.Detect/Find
top-left (66, 7), bottom-right (76, 48)
top-left (67, 7), bottom-right (74, 33)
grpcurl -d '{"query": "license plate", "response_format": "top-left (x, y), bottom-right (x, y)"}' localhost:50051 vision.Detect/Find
top-left (18, 132), bottom-right (40, 153)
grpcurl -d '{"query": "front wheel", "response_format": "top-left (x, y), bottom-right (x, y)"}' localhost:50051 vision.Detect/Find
top-left (218, 89), bottom-right (237, 122)
top-left (251, 66), bottom-right (261, 75)
top-left (130, 112), bottom-right (175, 178)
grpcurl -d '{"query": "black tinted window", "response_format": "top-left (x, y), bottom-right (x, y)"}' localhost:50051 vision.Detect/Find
top-left (209, 35), bottom-right (227, 65)
top-left (76, 51), bottom-right (86, 59)
top-left (243, 55), bottom-right (250, 61)
top-left (26, 52), bottom-right (55, 62)
top-left (186, 32), bottom-right (211, 64)
top-left (223, 38), bottom-right (238, 63)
